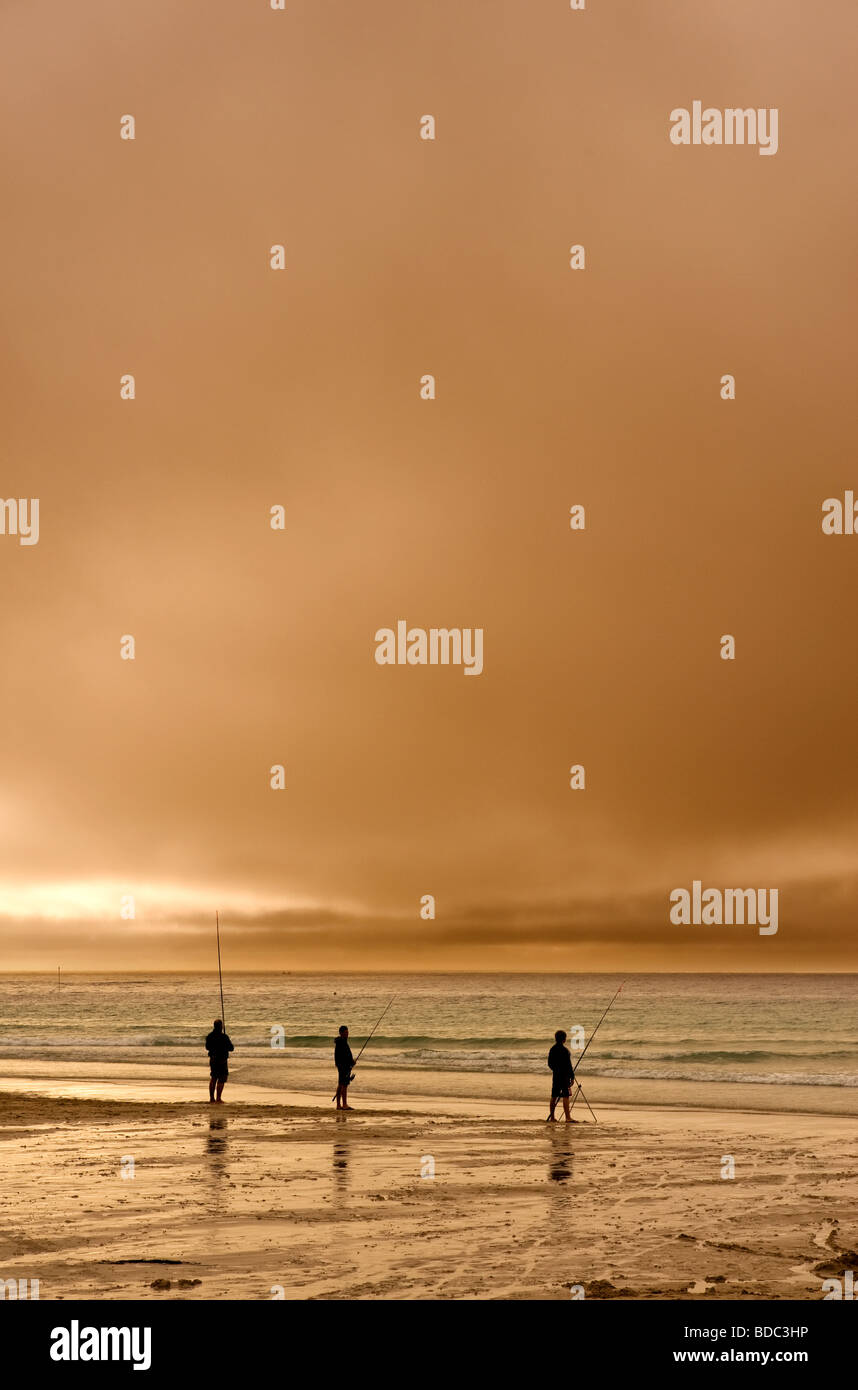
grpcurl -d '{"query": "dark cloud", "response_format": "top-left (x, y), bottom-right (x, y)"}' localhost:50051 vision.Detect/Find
top-left (1, 0), bottom-right (856, 970)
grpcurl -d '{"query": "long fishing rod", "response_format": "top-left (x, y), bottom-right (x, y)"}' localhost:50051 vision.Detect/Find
top-left (331, 994), bottom-right (396, 1102)
top-left (352, 994), bottom-right (396, 1066)
top-left (569, 981), bottom-right (624, 1117)
top-left (215, 910), bottom-right (226, 1029)
top-left (575, 981), bottom-right (624, 1072)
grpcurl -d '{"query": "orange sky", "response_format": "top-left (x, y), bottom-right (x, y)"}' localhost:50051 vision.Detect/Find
top-left (1, 0), bottom-right (856, 971)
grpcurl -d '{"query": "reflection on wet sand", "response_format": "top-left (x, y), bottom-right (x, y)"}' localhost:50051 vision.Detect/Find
top-left (547, 1129), bottom-right (574, 1188)
top-left (332, 1114), bottom-right (351, 1194)
top-left (205, 1113), bottom-right (229, 1179)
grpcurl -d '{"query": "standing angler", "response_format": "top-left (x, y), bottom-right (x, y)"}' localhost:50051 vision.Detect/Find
top-left (330, 996), bottom-right (397, 1109)
top-left (547, 1029), bottom-right (575, 1122)
top-left (334, 1025), bottom-right (355, 1110)
top-left (206, 1018), bottom-right (234, 1102)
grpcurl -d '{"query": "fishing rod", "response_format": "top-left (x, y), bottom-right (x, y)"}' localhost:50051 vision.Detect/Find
top-left (569, 981), bottom-right (625, 1118)
top-left (215, 911), bottom-right (226, 1029)
top-left (575, 981), bottom-right (624, 1071)
top-left (352, 995), bottom-right (396, 1067)
top-left (331, 994), bottom-right (396, 1102)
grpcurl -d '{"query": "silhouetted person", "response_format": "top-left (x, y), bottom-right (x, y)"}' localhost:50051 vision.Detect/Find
top-left (206, 1018), bottom-right (234, 1102)
top-left (547, 1029), bottom-right (575, 1122)
top-left (334, 1025), bottom-right (354, 1110)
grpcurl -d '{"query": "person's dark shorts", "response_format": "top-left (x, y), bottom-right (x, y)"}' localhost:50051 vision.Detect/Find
top-left (551, 1078), bottom-right (571, 1099)
top-left (337, 1071), bottom-right (352, 1088)
top-left (210, 1063), bottom-right (229, 1082)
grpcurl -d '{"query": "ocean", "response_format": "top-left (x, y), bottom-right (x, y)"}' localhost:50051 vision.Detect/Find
top-left (0, 973), bottom-right (854, 1107)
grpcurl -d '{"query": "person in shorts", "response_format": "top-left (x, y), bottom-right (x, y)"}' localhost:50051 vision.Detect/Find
top-left (206, 1018), bottom-right (234, 1102)
top-left (547, 1029), bottom-right (575, 1122)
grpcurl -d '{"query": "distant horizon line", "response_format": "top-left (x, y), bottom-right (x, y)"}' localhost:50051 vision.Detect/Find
top-left (11, 968), bottom-right (858, 978)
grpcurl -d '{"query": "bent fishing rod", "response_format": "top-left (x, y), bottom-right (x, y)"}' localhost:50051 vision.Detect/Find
top-left (331, 994), bottom-right (396, 1102)
top-left (569, 981), bottom-right (624, 1118)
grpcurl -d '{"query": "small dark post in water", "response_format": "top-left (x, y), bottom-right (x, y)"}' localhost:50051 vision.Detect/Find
top-left (57, 966), bottom-right (61, 991)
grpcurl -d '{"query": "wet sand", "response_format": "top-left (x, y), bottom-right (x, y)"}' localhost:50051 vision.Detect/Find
top-left (0, 1077), bottom-right (855, 1300)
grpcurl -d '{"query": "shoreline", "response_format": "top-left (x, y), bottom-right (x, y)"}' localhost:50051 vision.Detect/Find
top-left (1, 1057), bottom-right (857, 1120)
top-left (3, 1086), bottom-right (858, 1133)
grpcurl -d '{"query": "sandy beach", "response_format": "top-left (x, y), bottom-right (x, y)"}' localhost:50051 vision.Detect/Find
top-left (1, 1069), bottom-right (855, 1301)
